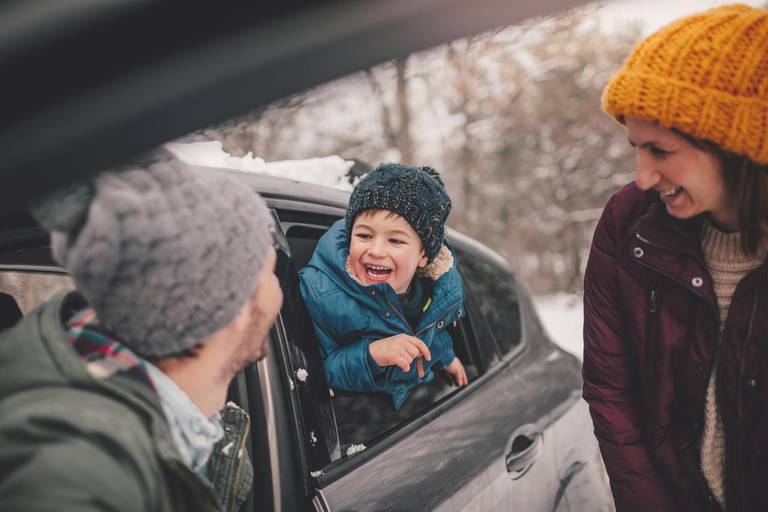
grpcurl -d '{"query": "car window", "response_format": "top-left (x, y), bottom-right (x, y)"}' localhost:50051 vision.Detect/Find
top-left (283, 220), bottom-right (483, 464)
top-left (0, 270), bottom-right (73, 314)
top-left (454, 246), bottom-right (522, 355)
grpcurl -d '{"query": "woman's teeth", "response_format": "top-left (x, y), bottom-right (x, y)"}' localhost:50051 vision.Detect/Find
top-left (660, 187), bottom-right (681, 197)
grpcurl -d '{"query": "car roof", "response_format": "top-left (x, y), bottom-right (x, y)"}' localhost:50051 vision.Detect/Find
top-left (212, 167), bottom-right (512, 268)
top-left (0, 0), bottom-right (591, 214)
top-left (205, 166), bottom-right (351, 210)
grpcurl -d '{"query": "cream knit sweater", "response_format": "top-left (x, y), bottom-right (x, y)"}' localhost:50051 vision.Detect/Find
top-left (699, 220), bottom-right (767, 506)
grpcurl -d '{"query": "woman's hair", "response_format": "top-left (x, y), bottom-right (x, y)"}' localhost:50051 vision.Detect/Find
top-left (677, 130), bottom-right (768, 255)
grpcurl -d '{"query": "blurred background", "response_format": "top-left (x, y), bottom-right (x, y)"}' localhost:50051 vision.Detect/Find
top-left (176, 0), bottom-right (768, 357)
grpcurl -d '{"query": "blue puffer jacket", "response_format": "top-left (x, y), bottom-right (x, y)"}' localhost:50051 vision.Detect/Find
top-left (298, 219), bottom-right (465, 409)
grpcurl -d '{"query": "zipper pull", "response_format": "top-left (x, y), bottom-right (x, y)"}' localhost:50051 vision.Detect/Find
top-left (648, 289), bottom-right (657, 313)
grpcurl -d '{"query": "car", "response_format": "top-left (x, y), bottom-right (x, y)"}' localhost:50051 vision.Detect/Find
top-left (0, 165), bottom-right (612, 511)
top-left (0, 0), bottom-right (613, 510)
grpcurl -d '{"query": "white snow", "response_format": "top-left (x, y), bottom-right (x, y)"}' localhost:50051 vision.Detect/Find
top-left (165, 141), bottom-right (355, 191)
top-left (346, 443), bottom-right (367, 456)
top-left (533, 293), bottom-right (584, 360)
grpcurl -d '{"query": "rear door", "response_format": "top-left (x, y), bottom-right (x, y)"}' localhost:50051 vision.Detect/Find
top-left (274, 209), bottom-right (602, 511)
top-left (448, 241), bottom-right (613, 511)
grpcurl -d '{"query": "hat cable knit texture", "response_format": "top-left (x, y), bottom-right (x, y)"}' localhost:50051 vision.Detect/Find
top-left (602, 3), bottom-right (768, 164)
top-left (345, 163), bottom-right (452, 262)
top-left (30, 149), bottom-right (274, 358)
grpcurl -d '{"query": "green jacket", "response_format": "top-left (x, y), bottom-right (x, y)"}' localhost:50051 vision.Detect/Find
top-left (0, 291), bottom-right (252, 511)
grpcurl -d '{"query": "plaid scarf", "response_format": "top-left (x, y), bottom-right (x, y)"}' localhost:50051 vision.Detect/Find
top-left (66, 308), bottom-right (155, 392)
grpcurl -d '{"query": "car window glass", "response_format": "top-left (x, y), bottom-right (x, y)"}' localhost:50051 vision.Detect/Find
top-left (284, 222), bottom-right (480, 463)
top-left (454, 247), bottom-right (521, 354)
top-left (0, 271), bottom-right (73, 314)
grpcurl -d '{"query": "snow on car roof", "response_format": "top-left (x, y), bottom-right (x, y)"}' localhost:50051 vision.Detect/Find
top-left (166, 141), bottom-right (356, 192)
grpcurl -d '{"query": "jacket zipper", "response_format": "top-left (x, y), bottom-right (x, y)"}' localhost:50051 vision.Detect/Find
top-left (228, 411), bottom-right (251, 510)
top-left (736, 288), bottom-right (759, 423)
top-left (736, 288), bottom-right (759, 509)
top-left (384, 295), bottom-right (462, 338)
top-left (644, 289), bottom-right (657, 391)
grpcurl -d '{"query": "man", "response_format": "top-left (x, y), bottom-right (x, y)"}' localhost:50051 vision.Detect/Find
top-left (0, 149), bottom-right (283, 511)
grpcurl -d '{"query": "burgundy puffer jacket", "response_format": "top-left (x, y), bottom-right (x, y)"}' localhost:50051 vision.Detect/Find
top-left (583, 183), bottom-right (768, 512)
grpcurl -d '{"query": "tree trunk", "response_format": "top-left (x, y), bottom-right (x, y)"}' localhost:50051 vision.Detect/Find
top-left (395, 57), bottom-right (414, 164)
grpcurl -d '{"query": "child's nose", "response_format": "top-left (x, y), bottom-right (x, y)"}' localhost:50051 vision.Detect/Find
top-left (369, 238), bottom-right (386, 257)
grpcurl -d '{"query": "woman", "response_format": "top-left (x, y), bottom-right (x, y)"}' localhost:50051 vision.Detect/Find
top-left (582, 4), bottom-right (768, 512)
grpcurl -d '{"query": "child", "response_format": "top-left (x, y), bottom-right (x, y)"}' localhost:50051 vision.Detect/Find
top-left (299, 163), bottom-right (467, 410)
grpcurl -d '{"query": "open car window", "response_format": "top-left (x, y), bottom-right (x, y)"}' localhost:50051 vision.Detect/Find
top-left (279, 215), bottom-right (494, 469)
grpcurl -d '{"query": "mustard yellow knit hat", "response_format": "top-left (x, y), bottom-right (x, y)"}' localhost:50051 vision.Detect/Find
top-left (602, 3), bottom-right (768, 164)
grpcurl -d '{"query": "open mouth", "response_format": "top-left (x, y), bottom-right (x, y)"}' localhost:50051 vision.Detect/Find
top-left (659, 186), bottom-right (682, 198)
top-left (364, 264), bottom-right (393, 282)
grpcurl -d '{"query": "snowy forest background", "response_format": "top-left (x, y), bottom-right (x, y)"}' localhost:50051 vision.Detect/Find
top-left (177, 1), bottom-right (768, 356)
top-left (184, 4), bottom-right (640, 296)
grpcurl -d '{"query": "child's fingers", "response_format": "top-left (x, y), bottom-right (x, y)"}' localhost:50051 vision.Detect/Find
top-left (408, 337), bottom-right (431, 361)
top-left (395, 355), bottom-right (411, 373)
top-left (402, 342), bottom-right (421, 359)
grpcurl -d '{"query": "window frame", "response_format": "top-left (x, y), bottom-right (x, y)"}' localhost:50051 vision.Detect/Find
top-left (274, 208), bottom-right (506, 487)
top-left (450, 239), bottom-right (529, 363)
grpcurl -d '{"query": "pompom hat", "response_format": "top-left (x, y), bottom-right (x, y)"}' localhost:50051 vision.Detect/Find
top-left (345, 163), bottom-right (452, 262)
top-left (30, 149), bottom-right (274, 358)
top-left (602, 3), bottom-right (768, 164)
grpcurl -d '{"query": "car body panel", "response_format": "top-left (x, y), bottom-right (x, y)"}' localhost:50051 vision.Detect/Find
top-left (0, 170), bottom-right (613, 511)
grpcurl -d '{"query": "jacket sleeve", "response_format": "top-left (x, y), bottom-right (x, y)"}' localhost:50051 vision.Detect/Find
top-left (0, 429), bottom-right (149, 511)
top-left (582, 194), bottom-right (677, 512)
top-left (299, 275), bottom-right (382, 393)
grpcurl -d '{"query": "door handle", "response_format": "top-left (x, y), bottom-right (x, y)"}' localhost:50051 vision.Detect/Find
top-left (504, 424), bottom-right (543, 479)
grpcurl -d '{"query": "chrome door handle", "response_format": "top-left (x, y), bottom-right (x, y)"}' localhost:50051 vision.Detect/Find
top-left (504, 425), bottom-right (543, 479)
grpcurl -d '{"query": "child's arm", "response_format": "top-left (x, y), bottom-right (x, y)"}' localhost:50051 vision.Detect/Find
top-left (445, 357), bottom-right (468, 386)
top-left (316, 323), bottom-right (381, 392)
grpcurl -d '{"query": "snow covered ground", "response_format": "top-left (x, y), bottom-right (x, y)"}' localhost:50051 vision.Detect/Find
top-left (533, 293), bottom-right (584, 360)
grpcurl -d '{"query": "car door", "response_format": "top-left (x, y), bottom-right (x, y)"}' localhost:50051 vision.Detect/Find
top-left (448, 240), bottom-right (613, 512)
top-left (273, 210), bottom-right (608, 511)
top-left (431, 241), bottom-right (562, 512)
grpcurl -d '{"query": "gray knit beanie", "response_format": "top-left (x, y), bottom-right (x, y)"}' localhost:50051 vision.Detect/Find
top-left (30, 149), bottom-right (274, 358)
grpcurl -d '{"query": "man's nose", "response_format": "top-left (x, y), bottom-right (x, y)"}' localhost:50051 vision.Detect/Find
top-left (634, 152), bottom-right (660, 190)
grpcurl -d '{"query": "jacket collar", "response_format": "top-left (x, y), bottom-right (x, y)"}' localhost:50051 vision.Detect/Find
top-left (633, 197), bottom-right (706, 260)
top-left (39, 292), bottom-right (208, 473)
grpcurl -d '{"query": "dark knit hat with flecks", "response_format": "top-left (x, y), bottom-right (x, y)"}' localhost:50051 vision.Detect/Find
top-left (345, 163), bottom-right (451, 262)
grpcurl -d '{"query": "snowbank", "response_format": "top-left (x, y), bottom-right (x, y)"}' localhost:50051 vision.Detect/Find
top-left (533, 293), bottom-right (583, 360)
top-left (166, 141), bottom-right (355, 191)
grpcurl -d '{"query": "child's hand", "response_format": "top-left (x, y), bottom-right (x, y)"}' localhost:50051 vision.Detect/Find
top-left (445, 357), bottom-right (468, 386)
top-left (369, 334), bottom-right (431, 374)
